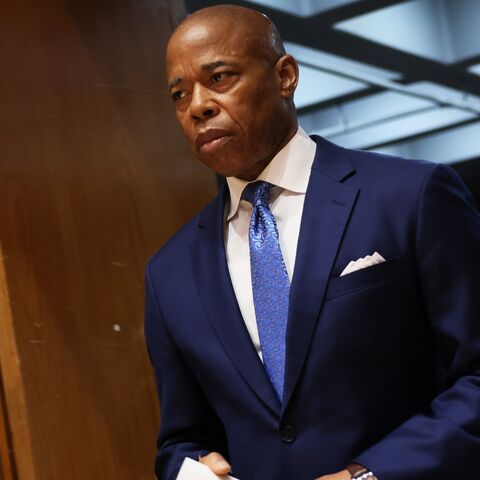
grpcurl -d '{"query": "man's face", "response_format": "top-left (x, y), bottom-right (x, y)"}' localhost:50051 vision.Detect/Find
top-left (166, 20), bottom-right (291, 179)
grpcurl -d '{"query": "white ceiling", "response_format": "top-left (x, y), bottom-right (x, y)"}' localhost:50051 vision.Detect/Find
top-left (334, 0), bottom-right (480, 64)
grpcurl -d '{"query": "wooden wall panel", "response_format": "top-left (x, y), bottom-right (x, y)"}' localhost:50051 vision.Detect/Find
top-left (0, 251), bottom-right (19, 480)
top-left (0, 0), bottom-right (215, 478)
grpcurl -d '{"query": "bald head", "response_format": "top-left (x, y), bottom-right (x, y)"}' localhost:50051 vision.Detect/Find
top-left (166, 4), bottom-right (299, 180)
top-left (170, 5), bottom-right (286, 65)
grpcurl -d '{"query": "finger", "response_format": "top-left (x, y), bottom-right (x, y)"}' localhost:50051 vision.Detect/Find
top-left (199, 452), bottom-right (232, 475)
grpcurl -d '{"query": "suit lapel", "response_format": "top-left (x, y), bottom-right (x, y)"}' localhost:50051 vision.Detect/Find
top-left (282, 137), bottom-right (359, 412)
top-left (191, 185), bottom-right (281, 416)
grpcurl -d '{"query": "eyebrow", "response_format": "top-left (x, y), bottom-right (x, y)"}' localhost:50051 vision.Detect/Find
top-left (201, 60), bottom-right (235, 71)
top-left (168, 77), bottom-right (182, 92)
top-left (168, 61), bottom-right (237, 91)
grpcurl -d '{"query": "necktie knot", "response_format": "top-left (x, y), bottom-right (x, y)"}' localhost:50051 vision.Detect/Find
top-left (242, 181), bottom-right (272, 207)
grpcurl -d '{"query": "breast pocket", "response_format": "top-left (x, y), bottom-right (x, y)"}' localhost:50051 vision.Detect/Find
top-left (325, 256), bottom-right (404, 300)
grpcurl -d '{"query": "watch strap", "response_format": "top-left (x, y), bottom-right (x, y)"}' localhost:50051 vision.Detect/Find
top-left (346, 463), bottom-right (377, 479)
top-left (346, 464), bottom-right (368, 477)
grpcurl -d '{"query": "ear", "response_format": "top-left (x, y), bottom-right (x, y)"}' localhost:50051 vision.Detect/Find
top-left (275, 54), bottom-right (299, 99)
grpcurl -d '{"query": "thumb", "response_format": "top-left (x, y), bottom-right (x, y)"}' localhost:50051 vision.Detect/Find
top-left (199, 451), bottom-right (231, 475)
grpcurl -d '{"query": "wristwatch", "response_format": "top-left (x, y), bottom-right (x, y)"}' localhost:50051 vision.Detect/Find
top-left (346, 464), bottom-right (378, 480)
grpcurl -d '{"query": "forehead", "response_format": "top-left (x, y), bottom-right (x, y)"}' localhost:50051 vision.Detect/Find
top-left (167, 20), bottom-right (254, 74)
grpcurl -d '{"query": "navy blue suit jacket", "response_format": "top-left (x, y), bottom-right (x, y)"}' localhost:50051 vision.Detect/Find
top-left (145, 136), bottom-right (480, 479)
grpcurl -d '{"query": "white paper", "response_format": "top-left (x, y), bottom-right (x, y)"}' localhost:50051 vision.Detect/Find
top-left (177, 457), bottom-right (239, 480)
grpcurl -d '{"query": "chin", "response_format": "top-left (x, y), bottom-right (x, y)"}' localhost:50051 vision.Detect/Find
top-left (213, 167), bottom-right (240, 178)
top-left (200, 157), bottom-right (243, 179)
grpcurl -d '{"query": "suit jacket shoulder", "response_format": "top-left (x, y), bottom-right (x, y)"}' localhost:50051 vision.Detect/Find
top-left (147, 187), bottom-right (224, 274)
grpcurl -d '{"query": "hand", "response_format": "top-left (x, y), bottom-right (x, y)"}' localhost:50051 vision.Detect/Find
top-left (315, 469), bottom-right (351, 480)
top-left (199, 451), bottom-right (232, 476)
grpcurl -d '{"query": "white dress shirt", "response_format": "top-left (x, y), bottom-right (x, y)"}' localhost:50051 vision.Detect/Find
top-left (224, 127), bottom-right (317, 358)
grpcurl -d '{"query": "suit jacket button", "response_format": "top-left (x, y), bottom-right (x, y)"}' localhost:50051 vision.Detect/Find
top-left (280, 424), bottom-right (296, 443)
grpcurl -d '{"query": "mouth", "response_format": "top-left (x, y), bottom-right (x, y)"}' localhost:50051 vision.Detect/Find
top-left (196, 129), bottom-right (231, 154)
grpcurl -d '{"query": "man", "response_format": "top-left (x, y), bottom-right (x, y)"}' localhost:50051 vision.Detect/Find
top-left (145, 4), bottom-right (480, 480)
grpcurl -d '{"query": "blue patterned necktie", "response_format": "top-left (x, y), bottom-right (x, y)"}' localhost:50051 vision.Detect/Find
top-left (242, 181), bottom-right (290, 402)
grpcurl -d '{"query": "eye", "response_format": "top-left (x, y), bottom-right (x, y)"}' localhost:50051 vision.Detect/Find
top-left (171, 90), bottom-right (185, 101)
top-left (211, 72), bottom-right (228, 83)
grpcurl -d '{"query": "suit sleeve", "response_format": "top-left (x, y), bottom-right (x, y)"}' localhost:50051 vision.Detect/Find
top-left (353, 164), bottom-right (480, 479)
top-left (144, 260), bottom-right (228, 480)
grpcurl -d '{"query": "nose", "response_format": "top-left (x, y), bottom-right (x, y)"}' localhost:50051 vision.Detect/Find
top-left (189, 83), bottom-right (219, 121)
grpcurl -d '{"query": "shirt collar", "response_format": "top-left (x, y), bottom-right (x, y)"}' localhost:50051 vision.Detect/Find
top-left (226, 127), bottom-right (317, 221)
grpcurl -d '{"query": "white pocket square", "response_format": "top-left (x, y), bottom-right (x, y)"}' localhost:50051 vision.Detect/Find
top-left (340, 251), bottom-right (385, 277)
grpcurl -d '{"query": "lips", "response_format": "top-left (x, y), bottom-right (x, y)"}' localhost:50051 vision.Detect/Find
top-left (195, 129), bottom-right (231, 152)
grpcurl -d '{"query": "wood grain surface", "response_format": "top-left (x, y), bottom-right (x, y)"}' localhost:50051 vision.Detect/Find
top-left (0, 0), bottom-right (215, 478)
top-left (0, 247), bottom-right (20, 480)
